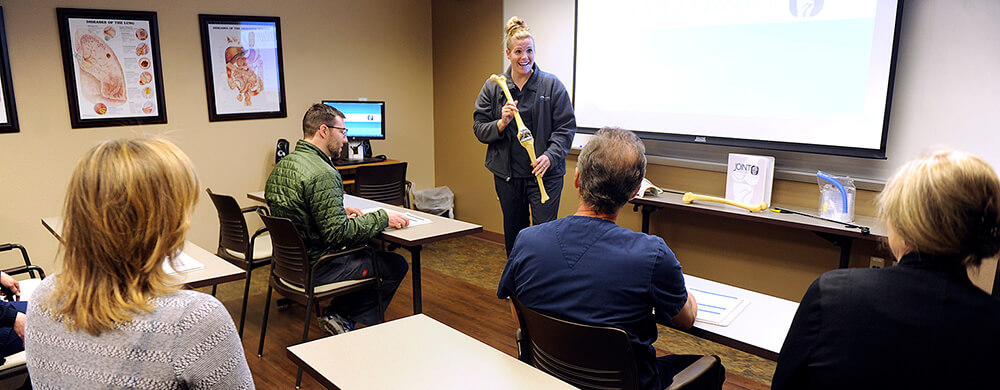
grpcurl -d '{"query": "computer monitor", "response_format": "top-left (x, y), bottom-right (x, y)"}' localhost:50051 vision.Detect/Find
top-left (322, 100), bottom-right (385, 140)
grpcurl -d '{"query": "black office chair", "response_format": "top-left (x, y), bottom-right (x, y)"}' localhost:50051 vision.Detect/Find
top-left (257, 213), bottom-right (383, 388)
top-left (0, 243), bottom-right (46, 385)
top-left (512, 298), bottom-right (721, 390)
top-left (352, 162), bottom-right (409, 207)
top-left (206, 189), bottom-right (273, 338)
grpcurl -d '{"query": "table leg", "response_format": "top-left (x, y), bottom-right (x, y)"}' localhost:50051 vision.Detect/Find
top-left (815, 232), bottom-right (853, 269)
top-left (636, 204), bottom-right (660, 234)
top-left (405, 244), bottom-right (424, 314)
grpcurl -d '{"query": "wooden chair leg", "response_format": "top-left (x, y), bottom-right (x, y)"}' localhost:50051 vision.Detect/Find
top-left (257, 285), bottom-right (273, 357)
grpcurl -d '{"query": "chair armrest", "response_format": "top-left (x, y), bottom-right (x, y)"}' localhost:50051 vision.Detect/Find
top-left (2, 265), bottom-right (45, 279)
top-left (0, 243), bottom-right (27, 260)
top-left (515, 328), bottom-right (530, 363)
top-left (242, 205), bottom-right (269, 215)
top-left (313, 245), bottom-right (371, 272)
top-left (250, 227), bottom-right (268, 241)
top-left (404, 181), bottom-right (413, 209)
top-left (665, 355), bottom-right (719, 390)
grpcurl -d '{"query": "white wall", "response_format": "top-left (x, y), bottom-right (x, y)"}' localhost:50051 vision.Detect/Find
top-left (505, 0), bottom-right (1000, 183)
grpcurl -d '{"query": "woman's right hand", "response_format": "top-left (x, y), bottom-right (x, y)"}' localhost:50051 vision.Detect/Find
top-left (497, 100), bottom-right (518, 133)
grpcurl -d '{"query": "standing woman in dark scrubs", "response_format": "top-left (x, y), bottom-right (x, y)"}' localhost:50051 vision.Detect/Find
top-left (474, 16), bottom-right (577, 255)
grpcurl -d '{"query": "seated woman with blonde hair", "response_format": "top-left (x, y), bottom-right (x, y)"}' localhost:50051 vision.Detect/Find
top-left (772, 150), bottom-right (1000, 389)
top-left (25, 138), bottom-right (253, 389)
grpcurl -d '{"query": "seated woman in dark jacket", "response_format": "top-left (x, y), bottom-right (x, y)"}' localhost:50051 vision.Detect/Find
top-left (0, 271), bottom-right (26, 360)
top-left (772, 150), bottom-right (1000, 390)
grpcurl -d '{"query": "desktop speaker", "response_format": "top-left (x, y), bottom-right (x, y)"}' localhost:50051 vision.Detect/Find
top-left (275, 138), bottom-right (289, 163)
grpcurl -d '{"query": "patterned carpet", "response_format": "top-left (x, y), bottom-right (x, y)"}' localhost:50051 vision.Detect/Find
top-left (208, 235), bottom-right (776, 388)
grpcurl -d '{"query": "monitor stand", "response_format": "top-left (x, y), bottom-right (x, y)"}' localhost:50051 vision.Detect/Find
top-left (347, 140), bottom-right (372, 161)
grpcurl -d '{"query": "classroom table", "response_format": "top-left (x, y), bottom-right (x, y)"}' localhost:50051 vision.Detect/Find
top-left (630, 191), bottom-right (887, 269)
top-left (684, 274), bottom-right (798, 360)
top-left (286, 314), bottom-right (574, 389)
top-left (40, 216), bottom-right (244, 289)
top-left (248, 192), bottom-right (483, 314)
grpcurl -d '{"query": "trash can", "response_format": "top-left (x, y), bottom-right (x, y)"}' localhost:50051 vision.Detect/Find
top-left (414, 186), bottom-right (454, 218)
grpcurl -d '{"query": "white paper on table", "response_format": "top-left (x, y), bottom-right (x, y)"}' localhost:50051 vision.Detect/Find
top-left (360, 208), bottom-right (432, 229)
top-left (163, 252), bottom-right (205, 275)
top-left (689, 287), bottom-right (750, 327)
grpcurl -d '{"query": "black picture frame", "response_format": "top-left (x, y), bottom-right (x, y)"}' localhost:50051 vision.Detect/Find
top-left (199, 14), bottom-right (286, 122)
top-left (56, 8), bottom-right (167, 128)
top-left (0, 7), bottom-right (19, 133)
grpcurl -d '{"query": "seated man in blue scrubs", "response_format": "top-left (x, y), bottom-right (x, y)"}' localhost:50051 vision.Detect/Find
top-left (497, 127), bottom-right (724, 390)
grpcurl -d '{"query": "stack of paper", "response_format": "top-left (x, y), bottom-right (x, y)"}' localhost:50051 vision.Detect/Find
top-left (689, 287), bottom-right (750, 327)
top-left (360, 208), bottom-right (432, 229)
top-left (163, 252), bottom-right (205, 275)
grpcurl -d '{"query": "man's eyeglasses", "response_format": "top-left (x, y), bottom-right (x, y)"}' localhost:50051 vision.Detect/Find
top-left (326, 125), bottom-right (348, 134)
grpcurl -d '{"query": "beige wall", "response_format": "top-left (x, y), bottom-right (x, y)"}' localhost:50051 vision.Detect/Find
top-left (0, 0), bottom-right (435, 273)
top-left (431, 0), bottom-right (888, 301)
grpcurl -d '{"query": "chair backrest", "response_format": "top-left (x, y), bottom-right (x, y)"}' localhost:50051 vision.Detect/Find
top-left (258, 214), bottom-right (312, 287)
top-left (512, 298), bottom-right (638, 390)
top-left (353, 162), bottom-right (407, 206)
top-left (207, 189), bottom-right (251, 254)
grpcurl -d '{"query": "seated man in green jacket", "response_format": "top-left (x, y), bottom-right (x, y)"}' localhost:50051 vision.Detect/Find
top-left (265, 103), bottom-right (410, 334)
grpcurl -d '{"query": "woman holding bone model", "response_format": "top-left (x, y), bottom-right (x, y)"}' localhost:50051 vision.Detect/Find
top-left (474, 16), bottom-right (576, 255)
top-left (772, 150), bottom-right (1000, 389)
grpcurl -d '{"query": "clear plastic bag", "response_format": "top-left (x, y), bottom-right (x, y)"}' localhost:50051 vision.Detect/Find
top-left (817, 171), bottom-right (855, 223)
top-left (414, 186), bottom-right (454, 218)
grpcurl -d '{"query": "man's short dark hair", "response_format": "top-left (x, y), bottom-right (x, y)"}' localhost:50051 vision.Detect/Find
top-left (302, 103), bottom-right (344, 137)
top-left (577, 127), bottom-right (646, 215)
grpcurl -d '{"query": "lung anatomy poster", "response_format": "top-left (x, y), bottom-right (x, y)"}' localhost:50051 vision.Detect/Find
top-left (57, 8), bottom-right (167, 128)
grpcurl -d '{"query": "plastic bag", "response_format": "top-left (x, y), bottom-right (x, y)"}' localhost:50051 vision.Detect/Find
top-left (414, 186), bottom-right (454, 218)
top-left (817, 171), bottom-right (856, 223)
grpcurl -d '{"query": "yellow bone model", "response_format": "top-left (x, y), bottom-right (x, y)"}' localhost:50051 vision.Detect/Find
top-left (489, 74), bottom-right (549, 204)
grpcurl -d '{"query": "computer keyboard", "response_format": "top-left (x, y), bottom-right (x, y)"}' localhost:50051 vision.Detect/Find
top-left (333, 156), bottom-right (386, 166)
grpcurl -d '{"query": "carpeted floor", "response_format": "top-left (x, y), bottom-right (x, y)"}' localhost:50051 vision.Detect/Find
top-left (206, 235), bottom-right (776, 388)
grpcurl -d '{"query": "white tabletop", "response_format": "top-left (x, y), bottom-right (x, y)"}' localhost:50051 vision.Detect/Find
top-left (287, 314), bottom-right (574, 389)
top-left (684, 274), bottom-right (799, 357)
top-left (248, 191), bottom-right (482, 246)
top-left (40, 216), bottom-right (244, 289)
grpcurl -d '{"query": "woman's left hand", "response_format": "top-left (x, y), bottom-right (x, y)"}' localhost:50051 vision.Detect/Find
top-left (531, 155), bottom-right (551, 177)
top-left (0, 272), bottom-right (19, 296)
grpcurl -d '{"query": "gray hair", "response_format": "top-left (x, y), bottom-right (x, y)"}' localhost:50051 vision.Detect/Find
top-left (578, 127), bottom-right (646, 215)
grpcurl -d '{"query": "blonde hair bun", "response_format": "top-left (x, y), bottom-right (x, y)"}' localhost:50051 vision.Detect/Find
top-left (505, 16), bottom-right (528, 37)
top-left (504, 16), bottom-right (533, 50)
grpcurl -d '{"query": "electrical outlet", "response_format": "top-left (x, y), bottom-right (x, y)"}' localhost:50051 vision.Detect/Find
top-left (869, 256), bottom-right (885, 269)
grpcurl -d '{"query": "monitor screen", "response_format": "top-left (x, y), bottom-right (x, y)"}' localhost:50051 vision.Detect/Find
top-left (322, 100), bottom-right (385, 140)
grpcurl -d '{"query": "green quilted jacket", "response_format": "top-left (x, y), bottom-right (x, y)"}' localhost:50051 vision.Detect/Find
top-left (265, 140), bottom-right (388, 263)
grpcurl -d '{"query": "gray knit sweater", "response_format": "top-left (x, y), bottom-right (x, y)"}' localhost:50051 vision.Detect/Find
top-left (25, 275), bottom-right (254, 389)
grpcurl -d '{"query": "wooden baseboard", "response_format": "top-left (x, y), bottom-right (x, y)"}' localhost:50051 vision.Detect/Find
top-left (471, 230), bottom-right (505, 245)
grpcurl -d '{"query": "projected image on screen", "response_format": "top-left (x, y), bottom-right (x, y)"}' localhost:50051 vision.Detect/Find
top-left (574, 0), bottom-right (903, 158)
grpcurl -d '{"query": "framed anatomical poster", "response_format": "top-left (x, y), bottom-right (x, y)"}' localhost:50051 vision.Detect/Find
top-left (0, 7), bottom-right (20, 133)
top-left (199, 14), bottom-right (286, 122)
top-left (57, 8), bottom-right (167, 128)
